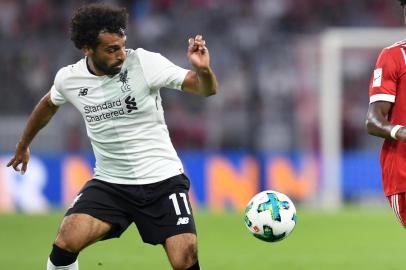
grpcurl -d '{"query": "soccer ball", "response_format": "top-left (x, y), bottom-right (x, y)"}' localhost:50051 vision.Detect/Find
top-left (244, 190), bottom-right (297, 242)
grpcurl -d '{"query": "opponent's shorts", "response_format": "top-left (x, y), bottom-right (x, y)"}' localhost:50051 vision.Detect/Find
top-left (387, 193), bottom-right (406, 228)
top-left (65, 174), bottom-right (196, 245)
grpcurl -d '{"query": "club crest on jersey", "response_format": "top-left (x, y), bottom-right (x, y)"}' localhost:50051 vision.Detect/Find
top-left (118, 69), bottom-right (131, 93)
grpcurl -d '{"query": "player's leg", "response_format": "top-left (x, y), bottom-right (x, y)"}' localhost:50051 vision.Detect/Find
top-left (132, 174), bottom-right (200, 269)
top-left (47, 179), bottom-right (132, 270)
top-left (161, 175), bottom-right (199, 269)
top-left (388, 193), bottom-right (406, 227)
top-left (163, 233), bottom-right (199, 270)
top-left (54, 213), bottom-right (113, 251)
top-left (47, 213), bottom-right (112, 270)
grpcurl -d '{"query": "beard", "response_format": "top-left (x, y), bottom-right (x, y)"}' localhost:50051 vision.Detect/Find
top-left (92, 57), bottom-right (123, 76)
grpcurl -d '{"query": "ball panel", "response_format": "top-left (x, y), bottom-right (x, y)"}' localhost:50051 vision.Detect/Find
top-left (244, 190), bottom-right (297, 243)
top-left (253, 225), bottom-right (286, 242)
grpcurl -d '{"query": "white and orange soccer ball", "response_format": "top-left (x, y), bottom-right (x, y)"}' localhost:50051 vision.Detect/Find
top-left (244, 190), bottom-right (297, 242)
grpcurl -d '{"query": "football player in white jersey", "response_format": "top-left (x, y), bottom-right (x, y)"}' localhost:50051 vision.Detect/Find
top-left (6, 4), bottom-right (217, 270)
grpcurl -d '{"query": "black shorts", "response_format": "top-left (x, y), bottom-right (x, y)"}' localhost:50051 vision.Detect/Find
top-left (65, 174), bottom-right (196, 245)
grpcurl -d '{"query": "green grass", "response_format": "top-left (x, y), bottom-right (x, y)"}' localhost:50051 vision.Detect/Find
top-left (0, 207), bottom-right (405, 270)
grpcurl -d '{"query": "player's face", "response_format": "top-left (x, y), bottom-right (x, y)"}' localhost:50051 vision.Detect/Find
top-left (89, 32), bottom-right (127, 76)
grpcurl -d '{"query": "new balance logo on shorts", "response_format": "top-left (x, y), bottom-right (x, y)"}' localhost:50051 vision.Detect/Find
top-left (177, 217), bottom-right (189, 225)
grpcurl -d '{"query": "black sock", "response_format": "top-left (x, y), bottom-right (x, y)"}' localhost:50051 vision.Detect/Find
top-left (186, 261), bottom-right (200, 270)
top-left (49, 244), bottom-right (79, 266)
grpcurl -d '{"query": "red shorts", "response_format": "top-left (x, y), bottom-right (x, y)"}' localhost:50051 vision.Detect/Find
top-left (387, 193), bottom-right (406, 227)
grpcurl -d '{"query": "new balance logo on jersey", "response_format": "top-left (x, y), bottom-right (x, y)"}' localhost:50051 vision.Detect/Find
top-left (78, 88), bottom-right (88, 96)
top-left (125, 95), bottom-right (138, 113)
top-left (176, 217), bottom-right (190, 225)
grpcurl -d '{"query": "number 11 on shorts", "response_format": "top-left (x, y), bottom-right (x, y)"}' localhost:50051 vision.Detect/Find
top-left (169, 193), bottom-right (191, 215)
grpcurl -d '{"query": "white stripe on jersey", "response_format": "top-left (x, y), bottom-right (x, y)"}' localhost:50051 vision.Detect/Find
top-left (369, 94), bottom-right (395, 104)
top-left (385, 39), bottom-right (406, 49)
top-left (401, 48), bottom-right (406, 65)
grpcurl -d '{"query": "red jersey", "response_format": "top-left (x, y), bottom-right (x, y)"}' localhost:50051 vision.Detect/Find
top-left (369, 39), bottom-right (406, 196)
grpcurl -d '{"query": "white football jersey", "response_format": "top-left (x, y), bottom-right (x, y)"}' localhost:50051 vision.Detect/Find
top-left (50, 48), bottom-right (189, 184)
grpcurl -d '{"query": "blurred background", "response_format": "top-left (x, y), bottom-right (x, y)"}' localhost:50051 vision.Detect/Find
top-left (0, 0), bottom-right (404, 213)
top-left (3, 1), bottom-right (406, 270)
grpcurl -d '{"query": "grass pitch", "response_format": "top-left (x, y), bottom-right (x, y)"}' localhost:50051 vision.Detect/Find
top-left (0, 207), bottom-right (405, 270)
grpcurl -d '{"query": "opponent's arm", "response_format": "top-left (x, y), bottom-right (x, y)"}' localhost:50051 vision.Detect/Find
top-left (182, 35), bottom-right (218, 97)
top-left (366, 101), bottom-right (406, 141)
top-left (6, 92), bottom-right (59, 174)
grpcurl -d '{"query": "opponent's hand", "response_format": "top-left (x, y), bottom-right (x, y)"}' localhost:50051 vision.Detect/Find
top-left (6, 143), bottom-right (30, 175)
top-left (187, 35), bottom-right (210, 71)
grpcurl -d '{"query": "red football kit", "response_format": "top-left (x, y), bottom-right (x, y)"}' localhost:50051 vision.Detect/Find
top-left (369, 40), bottom-right (406, 227)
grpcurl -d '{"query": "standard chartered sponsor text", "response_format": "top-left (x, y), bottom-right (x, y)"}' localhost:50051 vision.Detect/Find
top-left (84, 99), bottom-right (125, 123)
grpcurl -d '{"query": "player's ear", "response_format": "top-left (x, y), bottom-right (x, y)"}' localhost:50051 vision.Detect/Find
top-left (82, 45), bottom-right (94, 57)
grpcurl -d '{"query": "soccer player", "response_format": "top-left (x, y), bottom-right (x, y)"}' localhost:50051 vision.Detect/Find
top-left (366, 0), bottom-right (406, 229)
top-left (6, 4), bottom-right (217, 270)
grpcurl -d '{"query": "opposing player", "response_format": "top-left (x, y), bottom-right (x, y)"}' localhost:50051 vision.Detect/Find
top-left (366, 0), bottom-right (406, 229)
top-left (6, 4), bottom-right (217, 270)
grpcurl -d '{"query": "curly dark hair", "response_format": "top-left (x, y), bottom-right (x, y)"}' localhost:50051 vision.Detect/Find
top-left (70, 3), bottom-right (128, 49)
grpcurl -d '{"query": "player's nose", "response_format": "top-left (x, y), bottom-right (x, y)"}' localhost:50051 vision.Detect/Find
top-left (116, 47), bottom-right (126, 61)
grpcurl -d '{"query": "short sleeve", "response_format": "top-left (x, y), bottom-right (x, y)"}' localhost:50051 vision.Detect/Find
top-left (369, 48), bottom-right (399, 104)
top-left (50, 69), bottom-right (67, 106)
top-left (138, 49), bottom-right (189, 90)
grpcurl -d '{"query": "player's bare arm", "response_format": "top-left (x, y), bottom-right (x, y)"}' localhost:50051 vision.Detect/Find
top-left (366, 101), bottom-right (406, 141)
top-left (6, 92), bottom-right (59, 174)
top-left (182, 35), bottom-right (218, 97)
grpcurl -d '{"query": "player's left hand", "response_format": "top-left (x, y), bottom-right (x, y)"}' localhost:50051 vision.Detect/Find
top-left (187, 35), bottom-right (210, 71)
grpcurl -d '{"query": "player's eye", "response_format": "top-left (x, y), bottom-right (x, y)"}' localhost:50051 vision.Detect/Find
top-left (105, 46), bottom-right (120, 53)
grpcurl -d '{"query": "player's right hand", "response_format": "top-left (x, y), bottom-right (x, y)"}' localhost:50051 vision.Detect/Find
top-left (6, 143), bottom-right (30, 175)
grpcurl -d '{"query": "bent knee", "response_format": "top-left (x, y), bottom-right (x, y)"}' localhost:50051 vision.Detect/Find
top-left (183, 241), bottom-right (198, 261)
top-left (54, 213), bottom-right (112, 253)
top-left (171, 242), bottom-right (198, 270)
top-left (54, 237), bottom-right (83, 253)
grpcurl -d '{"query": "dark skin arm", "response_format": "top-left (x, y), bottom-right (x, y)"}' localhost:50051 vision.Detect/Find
top-left (366, 101), bottom-right (406, 141)
top-left (6, 92), bottom-right (59, 174)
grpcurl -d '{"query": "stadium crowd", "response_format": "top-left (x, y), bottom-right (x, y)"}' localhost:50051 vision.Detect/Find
top-left (0, 0), bottom-right (402, 151)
